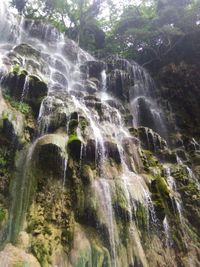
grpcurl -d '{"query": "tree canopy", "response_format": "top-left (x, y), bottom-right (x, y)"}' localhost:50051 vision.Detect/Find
top-left (10, 0), bottom-right (200, 65)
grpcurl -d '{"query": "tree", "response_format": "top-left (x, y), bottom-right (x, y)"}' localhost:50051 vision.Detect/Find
top-left (23, 0), bottom-right (105, 50)
top-left (102, 0), bottom-right (200, 64)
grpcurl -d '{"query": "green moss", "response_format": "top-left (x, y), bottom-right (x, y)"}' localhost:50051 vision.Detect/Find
top-left (29, 75), bottom-right (41, 82)
top-left (157, 176), bottom-right (171, 195)
top-left (68, 119), bottom-right (79, 135)
top-left (11, 64), bottom-right (21, 74)
top-left (81, 165), bottom-right (94, 184)
top-left (150, 175), bottom-right (171, 220)
top-left (61, 212), bottom-right (75, 252)
top-left (135, 203), bottom-right (148, 231)
top-left (31, 238), bottom-right (51, 267)
top-left (67, 134), bottom-right (81, 147)
top-left (79, 118), bottom-right (88, 133)
top-left (4, 94), bottom-right (31, 115)
top-left (20, 69), bottom-right (28, 76)
top-left (141, 150), bottom-right (160, 171)
top-left (91, 243), bottom-right (111, 267)
top-left (69, 119), bottom-right (79, 129)
top-left (113, 182), bottom-right (130, 223)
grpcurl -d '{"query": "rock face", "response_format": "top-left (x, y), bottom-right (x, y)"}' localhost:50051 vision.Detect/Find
top-left (0, 4), bottom-right (199, 267)
top-left (157, 62), bottom-right (200, 137)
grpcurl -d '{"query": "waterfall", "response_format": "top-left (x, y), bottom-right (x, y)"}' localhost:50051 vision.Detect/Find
top-left (20, 75), bottom-right (29, 102)
top-left (93, 179), bottom-right (117, 267)
top-left (6, 142), bottom-right (37, 243)
top-left (0, 2), bottom-right (199, 266)
top-left (130, 62), bottom-right (167, 138)
top-left (163, 217), bottom-right (171, 247)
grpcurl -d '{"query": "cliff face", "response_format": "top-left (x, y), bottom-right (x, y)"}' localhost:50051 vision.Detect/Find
top-left (0, 3), bottom-right (200, 267)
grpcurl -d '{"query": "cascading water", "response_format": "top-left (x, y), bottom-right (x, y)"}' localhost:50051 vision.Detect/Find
top-left (0, 8), bottom-right (163, 265)
top-left (0, 2), bottom-right (199, 267)
top-left (93, 179), bottom-right (117, 267)
top-left (163, 216), bottom-right (171, 247)
top-left (130, 62), bottom-right (167, 139)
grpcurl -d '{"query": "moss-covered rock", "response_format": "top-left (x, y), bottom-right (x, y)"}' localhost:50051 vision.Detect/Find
top-left (1, 71), bottom-right (48, 118)
top-left (67, 134), bottom-right (82, 160)
top-left (33, 134), bottom-right (67, 178)
top-left (151, 175), bottom-right (171, 221)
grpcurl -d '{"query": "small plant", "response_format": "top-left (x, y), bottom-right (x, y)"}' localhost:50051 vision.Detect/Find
top-left (0, 148), bottom-right (9, 168)
top-left (4, 94), bottom-right (31, 115)
top-left (11, 63), bottom-right (21, 74)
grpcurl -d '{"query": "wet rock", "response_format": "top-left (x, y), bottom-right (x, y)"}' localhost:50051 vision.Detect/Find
top-left (175, 149), bottom-right (188, 162)
top-left (113, 180), bottom-right (131, 222)
top-left (1, 72), bottom-right (48, 117)
top-left (107, 58), bottom-right (132, 72)
top-left (81, 165), bottom-right (94, 184)
top-left (105, 99), bottom-right (125, 112)
top-left (1, 72), bottom-right (26, 100)
top-left (85, 83), bottom-right (97, 95)
top-left (84, 139), bottom-right (96, 165)
top-left (34, 134), bottom-right (67, 177)
top-left (23, 19), bottom-right (60, 45)
top-left (72, 82), bottom-right (84, 91)
top-left (107, 69), bottom-right (130, 100)
top-left (69, 225), bottom-right (111, 267)
top-left (68, 119), bottom-right (79, 135)
top-left (157, 149), bottom-right (177, 163)
top-left (67, 134), bottom-right (82, 160)
top-left (104, 141), bottom-right (121, 164)
top-left (124, 114), bottom-right (134, 127)
top-left (84, 95), bottom-right (101, 102)
top-left (151, 174), bottom-right (171, 221)
top-left (69, 90), bottom-right (85, 98)
top-left (85, 60), bottom-right (106, 80)
top-left (138, 127), bottom-right (167, 152)
top-left (62, 38), bottom-right (92, 63)
top-left (26, 75), bottom-right (48, 116)
top-left (14, 43), bottom-right (41, 59)
top-left (122, 137), bottom-right (142, 172)
top-left (0, 99), bottom-right (25, 146)
top-left (52, 71), bottom-right (68, 88)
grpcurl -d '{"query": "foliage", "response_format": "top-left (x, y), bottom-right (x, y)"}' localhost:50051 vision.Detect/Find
top-left (15, 0), bottom-right (106, 51)
top-left (10, 0), bottom-right (200, 63)
top-left (4, 95), bottom-right (31, 115)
